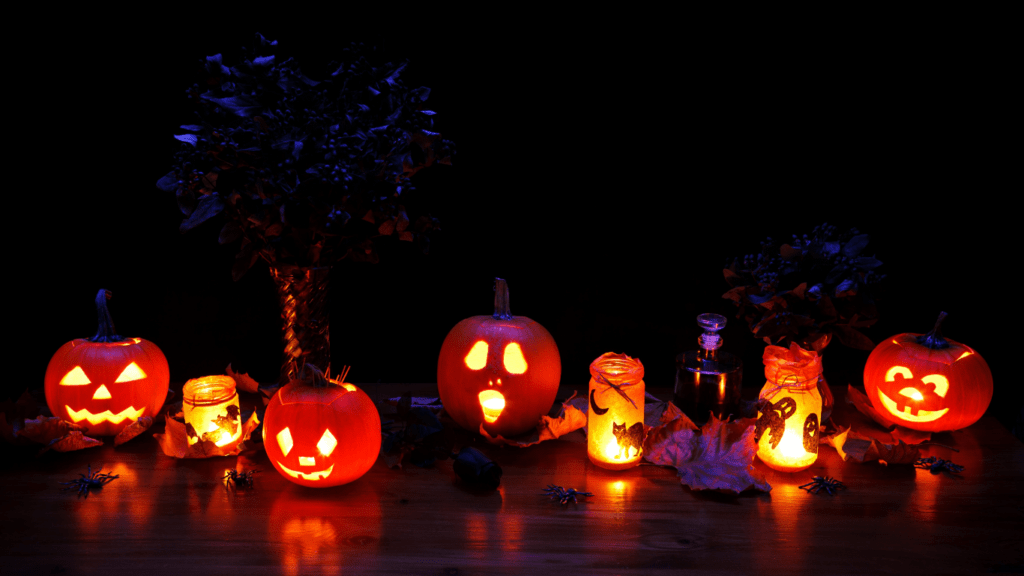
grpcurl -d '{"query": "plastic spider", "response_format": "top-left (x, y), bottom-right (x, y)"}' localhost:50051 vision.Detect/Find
top-left (61, 464), bottom-right (119, 498)
top-left (543, 484), bottom-right (593, 506)
top-left (223, 469), bottom-right (257, 488)
top-left (798, 476), bottom-right (846, 495)
top-left (914, 457), bottom-right (964, 475)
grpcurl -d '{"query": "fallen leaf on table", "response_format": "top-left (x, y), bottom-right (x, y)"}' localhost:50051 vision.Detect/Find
top-left (225, 364), bottom-right (260, 393)
top-left (259, 383), bottom-right (282, 406)
top-left (824, 426), bottom-right (921, 464)
top-left (0, 390), bottom-right (43, 445)
top-left (154, 410), bottom-right (260, 458)
top-left (47, 431), bottom-right (103, 453)
top-left (847, 385), bottom-right (896, 431)
top-left (18, 415), bottom-right (87, 445)
top-left (480, 393), bottom-right (588, 447)
top-left (644, 413), bottom-right (771, 494)
top-left (381, 393), bottom-right (450, 469)
top-left (114, 417), bottom-right (153, 446)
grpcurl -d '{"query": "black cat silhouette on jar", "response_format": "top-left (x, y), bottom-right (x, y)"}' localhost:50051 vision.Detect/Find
top-left (588, 352), bottom-right (645, 470)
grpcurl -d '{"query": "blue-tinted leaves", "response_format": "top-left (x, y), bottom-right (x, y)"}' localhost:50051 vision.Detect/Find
top-left (253, 55), bottom-right (275, 67)
top-left (409, 86), bottom-right (430, 102)
top-left (200, 93), bottom-right (261, 118)
top-left (418, 110), bottom-right (436, 115)
top-left (205, 54), bottom-right (230, 76)
top-left (174, 134), bottom-right (198, 146)
top-left (180, 124), bottom-right (203, 132)
top-left (842, 234), bottom-right (870, 258)
top-left (155, 171), bottom-right (179, 193)
top-left (851, 256), bottom-right (883, 270)
top-left (179, 193), bottom-right (225, 233)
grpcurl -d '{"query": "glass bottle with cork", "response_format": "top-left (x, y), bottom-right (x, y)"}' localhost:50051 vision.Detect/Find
top-left (674, 313), bottom-right (743, 424)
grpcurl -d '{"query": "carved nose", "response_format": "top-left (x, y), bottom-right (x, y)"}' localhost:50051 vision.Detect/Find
top-left (92, 385), bottom-right (112, 400)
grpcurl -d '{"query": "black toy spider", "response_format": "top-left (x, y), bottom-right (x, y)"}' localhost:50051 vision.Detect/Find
top-left (914, 457), bottom-right (964, 475)
top-left (61, 464), bottom-right (119, 498)
top-left (543, 484), bottom-right (593, 506)
top-left (799, 476), bottom-right (846, 495)
top-left (223, 469), bottom-right (257, 488)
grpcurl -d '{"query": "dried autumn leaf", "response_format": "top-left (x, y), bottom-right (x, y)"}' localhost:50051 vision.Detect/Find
top-left (114, 417), bottom-right (154, 447)
top-left (225, 364), bottom-right (260, 393)
top-left (645, 414), bottom-right (771, 494)
top-left (480, 393), bottom-right (587, 447)
top-left (18, 415), bottom-right (87, 445)
top-left (846, 385), bottom-right (896, 430)
top-left (824, 426), bottom-right (921, 464)
top-left (154, 411), bottom-right (261, 459)
top-left (47, 431), bottom-right (103, 453)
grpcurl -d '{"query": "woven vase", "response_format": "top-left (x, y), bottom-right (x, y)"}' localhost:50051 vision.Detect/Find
top-left (269, 266), bottom-right (331, 384)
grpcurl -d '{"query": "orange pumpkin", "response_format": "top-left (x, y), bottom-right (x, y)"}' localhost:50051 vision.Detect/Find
top-left (263, 366), bottom-right (381, 488)
top-left (863, 312), bottom-right (992, 432)
top-left (437, 278), bottom-right (561, 437)
top-left (44, 290), bottom-right (169, 436)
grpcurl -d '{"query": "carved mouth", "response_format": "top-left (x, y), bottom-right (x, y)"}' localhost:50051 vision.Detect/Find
top-left (276, 461), bottom-right (335, 481)
top-left (478, 390), bottom-right (505, 423)
top-left (66, 405), bottom-right (145, 426)
top-left (876, 390), bottom-right (949, 423)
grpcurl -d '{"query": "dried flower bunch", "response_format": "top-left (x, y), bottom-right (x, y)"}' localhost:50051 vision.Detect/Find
top-left (724, 223), bottom-right (884, 351)
top-left (156, 34), bottom-right (455, 279)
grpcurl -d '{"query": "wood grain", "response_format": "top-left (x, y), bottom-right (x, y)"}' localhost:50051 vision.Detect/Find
top-left (1, 384), bottom-right (1022, 575)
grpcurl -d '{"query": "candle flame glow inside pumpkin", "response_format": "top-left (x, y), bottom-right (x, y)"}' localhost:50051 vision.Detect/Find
top-left (58, 363), bottom-right (151, 426)
top-left (478, 390), bottom-right (506, 423)
top-left (875, 365), bottom-right (951, 423)
top-left (274, 426), bottom-right (340, 481)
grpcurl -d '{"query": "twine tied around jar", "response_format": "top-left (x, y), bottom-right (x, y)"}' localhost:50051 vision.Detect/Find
top-left (760, 342), bottom-right (822, 402)
top-left (590, 353), bottom-right (645, 409)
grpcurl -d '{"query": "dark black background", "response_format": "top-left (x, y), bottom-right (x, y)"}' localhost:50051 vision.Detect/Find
top-left (15, 17), bottom-right (1016, 432)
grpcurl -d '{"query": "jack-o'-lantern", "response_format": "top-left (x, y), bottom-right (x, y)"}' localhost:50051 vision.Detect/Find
top-left (864, 312), bottom-right (993, 432)
top-left (263, 365), bottom-right (381, 488)
top-left (437, 278), bottom-right (561, 437)
top-left (44, 290), bottom-right (169, 436)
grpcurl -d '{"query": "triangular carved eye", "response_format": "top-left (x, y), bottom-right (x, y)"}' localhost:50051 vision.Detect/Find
top-left (464, 341), bottom-right (488, 370)
top-left (277, 427), bottom-right (294, 456)
top-left (115, 362), bottom-right (147, 383)
top-left (503, 343), bottom-right (527, 374)
top-left (60, 366), bottom-right (91, 386)
top-left (318, 429), bottom-right (338, 456)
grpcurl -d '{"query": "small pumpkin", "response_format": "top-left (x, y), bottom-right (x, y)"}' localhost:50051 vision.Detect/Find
top-left (44, 290), bottom-right (169, 436)
top-left (437, 278), bottom-right (561, 437)
top-left (263, 365), bottom-right (381, 488)
top-left (863, 312), bottom-right (993, 432)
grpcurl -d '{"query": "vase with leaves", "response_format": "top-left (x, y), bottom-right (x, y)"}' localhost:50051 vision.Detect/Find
top-left (158, 35), bottom-right (455, 382)
top-left (723, 223), bottom-right (885, 420)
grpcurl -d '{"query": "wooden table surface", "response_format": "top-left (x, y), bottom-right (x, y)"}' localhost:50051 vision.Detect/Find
top-left (2, 383), bottom-right (1022, 576)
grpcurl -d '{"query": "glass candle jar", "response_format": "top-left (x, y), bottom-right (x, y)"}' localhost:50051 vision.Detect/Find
top-left (183, 375), bottom-right (241, 448)
top-left (588, 352), bottom-right (645, 471)
top-left (755, 344), bottom-right (822, 472)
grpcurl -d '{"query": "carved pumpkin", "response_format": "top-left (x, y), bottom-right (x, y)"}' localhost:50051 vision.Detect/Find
top-left (263, 366), bottom-right (381, 488)
top-left (44, 290), bottom-right (169, 436)
top-left (863, 312), bottom-right (993, 432)
top-left (437, 278), bottom-right (561, 437)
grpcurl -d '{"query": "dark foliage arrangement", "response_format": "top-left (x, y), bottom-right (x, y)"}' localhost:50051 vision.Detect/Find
top-left (724, 224), bottom-right (884, 351)
top-left (156, 34), bottom-right (455, 279)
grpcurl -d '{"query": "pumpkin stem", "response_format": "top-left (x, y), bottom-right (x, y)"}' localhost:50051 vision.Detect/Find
top-left (90, 289), bottom-right (125, 343)
top-left (493, 278), bottom-right (512, 320)
top-left (916, 311), bottom-right (950, 349)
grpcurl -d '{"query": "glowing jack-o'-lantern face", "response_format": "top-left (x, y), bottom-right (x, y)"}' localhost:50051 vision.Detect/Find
top-left (44, 291), bottom-right (170, 437)
top-left (864, 315), bottom-right (993, 432)
top-left (438, 279), bottom-right (561, 438)
top-left (263, 375), bottom-right (381, 488)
